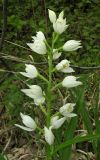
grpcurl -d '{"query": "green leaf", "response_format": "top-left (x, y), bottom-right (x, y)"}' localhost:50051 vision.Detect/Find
top-left (73, 84), bottom-right (97, 153)
top-left (62, 118), bottom-right (78, 160)
top-left (52, 133), bottom-right (100, 155)
top-left (0, 154), bottom-right (7, 160)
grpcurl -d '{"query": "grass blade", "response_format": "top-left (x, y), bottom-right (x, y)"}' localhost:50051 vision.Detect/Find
top-left (52, 133), bottom-right (100, 155)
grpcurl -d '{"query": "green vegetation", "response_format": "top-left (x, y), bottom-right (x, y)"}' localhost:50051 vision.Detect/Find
top-left (0, 0), bottom-right (100, 159)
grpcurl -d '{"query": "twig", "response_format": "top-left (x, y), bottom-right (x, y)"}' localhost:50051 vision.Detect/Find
top-left (18, 154), bottom-right (33, 160)
top-left (76, 149), bottom-right (87, 156)
top-left (0, 36), bottom-right (100, 70)
top-left (0, 52), bottom-right (100, 70)
top-left (2, 131), bottom-right (12, 154)
top-left (0, 127), bottom-right (14, 135)
top-left (0, 52), bottom-right (47, 64)
top-left (0, 38), bottom-right (32, 51)
top-left (71, 65), bottom-right (100, 70)
top-left (0, 68), bottom-right (18, 74)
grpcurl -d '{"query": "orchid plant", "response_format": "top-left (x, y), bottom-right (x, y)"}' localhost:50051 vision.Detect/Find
top-left (15, 9), bottom-right (83, 160)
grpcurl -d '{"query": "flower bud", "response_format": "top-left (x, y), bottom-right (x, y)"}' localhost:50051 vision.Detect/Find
top-left (48, 10), bottom-right (68, 34)
top-left (44, 127), bottom-right (54, 145)
top-left (53, 11), bottom-right (69, 34)
top-left (27, 31), bottom-right (46, 55)
top-left (20, 64), bottom-right (38, 79)
top-left (51, 116), bottom-right (66, 129)
top-left (53, 49), bottom-right (62, 60)
top-left (56, 59), bottom-right (74, 73)
top-left (21, 85), bottom-right (45, 105)
top-left (48, 9), bottom-right (56, 23)
top-left (62, 76), bottom-right (82, 88)
top-left (59, 103), bottom-right (77, 118)
top-left (15, 113), bottom-right (37, 131)
top-left (63, 40), bottom-right (82, 51)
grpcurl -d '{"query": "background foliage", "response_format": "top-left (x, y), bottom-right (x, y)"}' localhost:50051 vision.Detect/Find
top-left (0, 0), bottom-right (100, 159)
top-left (0, 0), bottom-right (99, 64)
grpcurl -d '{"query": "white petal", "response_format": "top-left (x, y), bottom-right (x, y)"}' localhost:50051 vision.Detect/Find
top-left (53, 52), bottom-right (61, 60)
top-left (34, 96), bottom-right (45, 105)
top-left (53, 49), bottom-right (62, 60)
top-left (25, 64), bottom-right (38, 77)
top-left (27, 42), bottom-right (46, 55)
top-left (53, 19), bottom-right (68, 34)
top-left (56, 59), bottom-right (70, 71)
top-left (29, 85), bottom-right (44, 98)
top-left (51, 116), bottom-right (66, 129)
top-left (52, 11), bottom-right (68, 34)
top-left (48, 9), bottom-right (56, 23)
top-left (27, 32), bottom-right (46, 55)
top-left (61, 67), bottom-right (75, 73)
top-left (21, 85), bottom-right (45, 105)
top-left (20, 64), bottom-right (38, 79)
top-left (63, 40), bottom-right (82, 51)
top-left (65, 113), bottom-right (77, 118)
top-left (15, 124), bottom-right (34, 131)
top-left (20, 72), bottom-right (32, 78)
top-left (58, 11), bottom-right (64, 19)
top-left (62, 76), bottom-right (82, 88)
top-left (36, 31), bottom-right (46, 41)
top-left (20, 113), bottom-right (37, 130)
top-left (29, 85), bottom-right (42, 95)
top-left (63, 81), bottom-right (82, 88)
top-left (44, 127), bottom-right (54, 145)
top-left (51, 116), bottom-right (59, 124)
top-left (22, 85), bottom-right (45, 100)
top-left (27, 43), bottom-right (35, 51)
top-left (59, 103), bottom-right (76, 116)
top-left (21, 89), bottom-right (35, 99)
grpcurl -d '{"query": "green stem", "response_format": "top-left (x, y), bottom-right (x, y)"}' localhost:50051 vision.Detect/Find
top-left (51, 82), bottom-right (62, 91)
top-left (36, 126), bottom-right (43, 133)
top-left (46, 32), bottom-right (60, 160)
top-left (38, 74), bottom-right (49, 84)
top-left (46, 33), bottom-right (57, 160)
top-left (47, 53), bottom-right (52, 126)
top-left (39, 104), bottom-right (47, 116)
top-left (44, 40), bottom-right (51, 51)
top-left (47, 32), bottom-right (57, 127)
top-left (53, 33), bottom-right (59, 44)
top-left (57, 46), bottom-right (63, 51)
top-left (51, 68), bottom-right (56, 73)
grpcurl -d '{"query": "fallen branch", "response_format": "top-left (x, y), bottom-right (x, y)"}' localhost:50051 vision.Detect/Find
top-left (0, 52), bottom-right (100, 70)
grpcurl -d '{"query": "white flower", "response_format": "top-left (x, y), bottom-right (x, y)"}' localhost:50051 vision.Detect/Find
top-left (21, 85), bottom-right (45, 105)
top-left (32, 31), bottom-right (45, 41)
top-left (20, 64), bottom-right (38, 79)
top-left (63, 40), bottom-right (82, 51)
top-left (62, 76), bottom-right (82, 88)
top-left (56, 59), bottom-right (74, 73)
top-left (59, 103), bottom-right (77, 117)
top-left (48, 9), bottom-right (56, 23)
top-left (44, 126), bottom-right (54, 145)
top-left (15, 113), bottom-right (37, 131)
top-left (27, 31), bottom-right (46, 55)
top-left (33, 97), bottom-right (45, 106)
top-left (48, 10), bottom-right (68, 34)
top-left (51, 116), bottom-right (66, 129)
top-left (53, 11), bottom-right (69, 34)
top-left (53, 49), bottom-right (62, 60)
